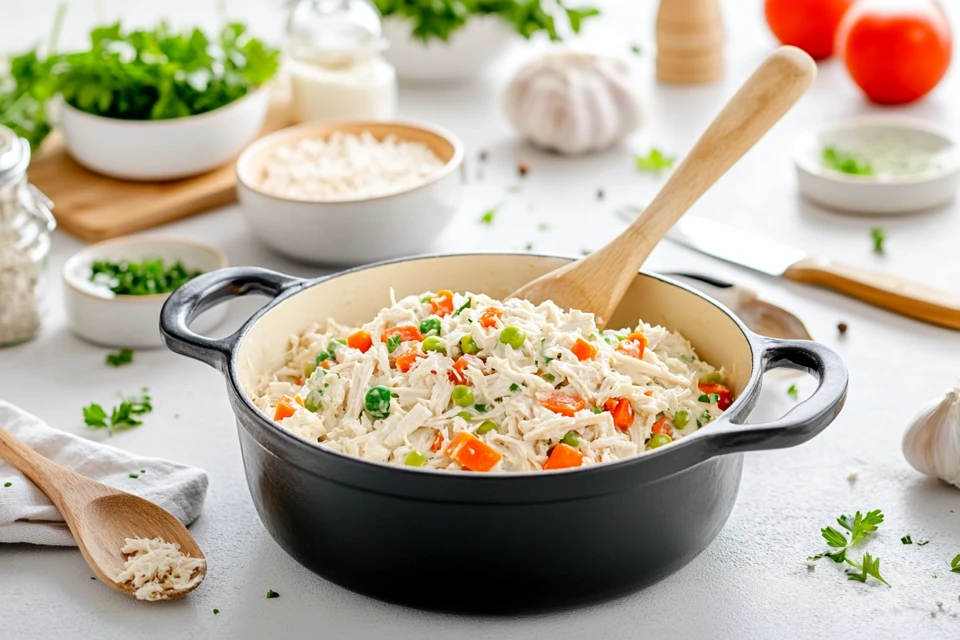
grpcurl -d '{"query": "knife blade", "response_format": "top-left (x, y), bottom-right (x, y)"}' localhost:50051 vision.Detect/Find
top-left (664, 272), bottom-right (813, 340)
top-left (666, 216), bottom-right (960, 330)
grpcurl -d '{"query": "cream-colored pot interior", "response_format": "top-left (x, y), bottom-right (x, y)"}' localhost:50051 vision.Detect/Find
top-left (236, 255), bottom-right (755, 404)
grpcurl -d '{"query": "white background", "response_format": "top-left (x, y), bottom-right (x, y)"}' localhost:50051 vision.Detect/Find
top-left (2, 0), bottom-right (960, 638)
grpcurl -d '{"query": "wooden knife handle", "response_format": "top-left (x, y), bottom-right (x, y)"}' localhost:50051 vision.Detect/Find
top-left (784, 258), bottom-right (960, 330)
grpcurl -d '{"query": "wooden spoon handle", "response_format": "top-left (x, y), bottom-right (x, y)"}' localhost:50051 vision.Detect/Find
top-left (784, 258), bottom-right (960, 330)
top-left (617, 46), bottom-right (816, 268)
top-left (0, 424), bottom-right (83, 511)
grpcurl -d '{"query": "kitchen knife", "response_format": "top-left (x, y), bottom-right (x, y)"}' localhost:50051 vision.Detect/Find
top-left (664, 272), bottom-right (813, 340)
top-left (667, 216), bottom-right (960, 330)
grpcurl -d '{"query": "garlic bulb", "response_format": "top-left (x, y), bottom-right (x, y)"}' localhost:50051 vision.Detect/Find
top-left (902, 387), bottom-right (960, 488)
top-left (503, 51), bottom-right (644, 155)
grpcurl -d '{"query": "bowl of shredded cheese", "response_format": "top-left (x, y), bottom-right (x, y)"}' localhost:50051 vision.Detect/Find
top-left (160, 253), bottom-right (847, 612)
top-left (236, 120), bottom-right (464, 265)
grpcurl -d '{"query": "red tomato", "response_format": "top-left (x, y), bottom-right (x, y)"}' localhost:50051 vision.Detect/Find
top-left (837, 0), bottom-right (952, 104)
top-left (765, 0), bottom-right (855, 60)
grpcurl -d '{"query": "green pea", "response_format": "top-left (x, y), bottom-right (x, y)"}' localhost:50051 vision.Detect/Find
top-left (460, 334), bottom-right (479, 355)
top-left (303, 360), bottom-right (318, 378)
top-left (420, 293), bottom-right (434, 303)
top-left (405, 450), bottom-right (428, 467)
top-left (315, 350), bottom-right (333, 364)
top-left (419, 317), bottom-right (442, 336)
top-left (561, 431), bottom-right (579, 448)
top-left (499, 326), bottom-right (526, 348)
top-left (457, 410), bottom-right (474, 421)
top-left (422, 336), bottom-right (446, 354)
top-left (673, 409), bottom-right (690, 428)
top-left (477, 420), bottom-right (498, 435)
top-left (647, 433), bottom-right (673, 450)
top-left (452, 385), bottom-right (475, 407)
top-left (364, 385), bottom-right (392, 421)
top-left (701, 371), bottom-right (723, 384)
top-left (304, 389), bottom-right (324, 413)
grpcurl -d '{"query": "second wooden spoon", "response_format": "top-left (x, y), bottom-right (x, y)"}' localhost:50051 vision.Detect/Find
top-left (510, 46), bottom-right (817, 326)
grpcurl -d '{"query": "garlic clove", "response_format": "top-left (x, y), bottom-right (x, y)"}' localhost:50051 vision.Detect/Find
top-left (902, 387), bottom-right (960, 488)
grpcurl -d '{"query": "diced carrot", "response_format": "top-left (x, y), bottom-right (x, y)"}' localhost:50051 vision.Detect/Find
top-left (273, 396), bottom-right (298, 422)
top-left (395, 349), bottom-right (426, 373)
top-left (644, 390), bottom-right (654, 396)
top-left (382, 324), bottom-right (424, 344)
top-left (443, 431), bottom-right (502, 472)
top-left (571, 337), bottom-right (597, 361)
top-left (430, 430), bottom-right (444, 453)
top-left (603, 397), bottom-right (634, 431)
top-left (651, 416), bottom-right (673, 437)
top-left (347, 330), bottom-right (373, 353)
top-left (295, 376), bottom-right (304, 386)
top-left (543, 443), bottom-right (583, 470)
top-left (698, 382), bottom-right (733, 410)
top-left (538, 392), bottom-right (586, 417)
top-left (318, 360), bottom-right (331, 370)
top-left (478, 308), bottom-right (503, 328)
top-left (448, 354), bottom-right (484, 384)
top-left (430, 290), bottom-right (455, 317)
top-left (616, 332), bottom-right (647, 359)
top-left (294, 396), bottom-right (304, 407)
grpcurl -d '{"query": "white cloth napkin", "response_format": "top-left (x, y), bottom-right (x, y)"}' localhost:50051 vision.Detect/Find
top-left (0, 400), bottom-right (208, 546)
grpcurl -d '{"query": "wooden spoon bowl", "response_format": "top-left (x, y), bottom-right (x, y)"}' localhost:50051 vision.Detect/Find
top-left (0, 424), bottom-right (205, 600)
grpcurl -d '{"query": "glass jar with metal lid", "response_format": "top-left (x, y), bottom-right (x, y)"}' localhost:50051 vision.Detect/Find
top-left (0, 124), bottom-right (55, 346)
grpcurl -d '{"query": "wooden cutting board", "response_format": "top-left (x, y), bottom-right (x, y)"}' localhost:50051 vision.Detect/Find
top-left (28, 94), bottom-right (295, 242)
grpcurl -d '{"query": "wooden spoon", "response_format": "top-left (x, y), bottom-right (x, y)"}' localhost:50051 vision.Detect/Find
top-left (510, 46), bottom-right (817, 326)
top-left (0, 424), bottom-right (206, 599)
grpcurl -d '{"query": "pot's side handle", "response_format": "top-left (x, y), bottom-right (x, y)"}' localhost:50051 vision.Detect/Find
top-left (160, 267), bottom-right (304, 371)
top-left (709, 338), bottom-right (848, 453)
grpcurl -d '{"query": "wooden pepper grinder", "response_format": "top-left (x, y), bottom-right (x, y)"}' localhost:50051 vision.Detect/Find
top-left (656, 0), bottom-right (724, 84)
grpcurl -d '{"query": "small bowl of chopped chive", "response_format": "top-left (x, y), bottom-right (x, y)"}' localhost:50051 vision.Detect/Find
top-left (63, 236), bottom-right (228, 348)
top-left (792, 115), bottom-right (960, 215)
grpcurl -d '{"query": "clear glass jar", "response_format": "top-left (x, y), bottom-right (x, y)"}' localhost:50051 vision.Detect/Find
top-left (0, 125), bottom-right (55, 347)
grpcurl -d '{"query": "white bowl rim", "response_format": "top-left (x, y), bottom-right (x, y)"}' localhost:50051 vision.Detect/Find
top-left (62, 235), bottom-right (229, 303)
top-left (235, 117), bottom-right (466, 205)
top-left (60, 86), bottom-right (267, 128)
top-left (792, 114), bottom-right (960, 186)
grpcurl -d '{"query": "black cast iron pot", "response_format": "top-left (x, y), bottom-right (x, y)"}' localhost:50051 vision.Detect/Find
top-left (160, 254), bottom-right (847, 614)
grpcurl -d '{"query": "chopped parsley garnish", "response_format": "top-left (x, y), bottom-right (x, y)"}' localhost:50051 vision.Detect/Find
top-left (542, 373), bottom-right (556, 383)
top-left (523, 242), bottom-right (534, 252)
top-left (696, 411), bottom-right (712, 428)
top-left (213, 609), bottom-right (220, 615)
top-left (635, 147), bottom-right (674, 172)
top-left (591, 406), bottom-right (603, 414)
top-left (453, 299), bottom-right (472, 316)
top-left (822, 146), bottom-right (873, 176)
top-left (479, 204), bottom-right (501, 225)
top-left (386, 335), bottom-right (401, 353)
top-left (918, 540), bottom-right (930, 546)
top-left (474, 404), bottom-right (488, 413)
top-left (128, 473), bottom-right (139, 479)
top-left (629, 43), bottom-right (642, 55)
top-left (698, 393), bottom-right (720, 404)
top-left (82, 389), bottom-right (153, 436)
top-left (807, 510), bottom-right (889, 587)
top-left (951, 555), bottom-right (960, 574)
top-left (106, 348), bottom-right (134, 367)
top-left (901, 535), bottom-right (913, 545)
top-left (90, 259), bottom-right (203, 296)
top-left (266, 589), bottom-right (280, 599)
top-left (537, 222), bottom-right (549, 231)
top-left (3, 482), bottom-right (11, 488)
top-left (871, 227), bottom-right (886, 254)
top-left (787, 384), bottom-right (798, 399)
top-left (509, 383), bottom-right (520, 392)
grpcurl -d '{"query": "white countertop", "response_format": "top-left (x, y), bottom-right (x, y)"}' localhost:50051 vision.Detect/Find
top-left (3, 1), bottom-right (960, 638)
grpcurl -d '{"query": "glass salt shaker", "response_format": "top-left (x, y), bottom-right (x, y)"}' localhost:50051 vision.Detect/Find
top-left (0, 124), bottom-right (56, 347)
top-left (286, 0), bottom-right (398, 122)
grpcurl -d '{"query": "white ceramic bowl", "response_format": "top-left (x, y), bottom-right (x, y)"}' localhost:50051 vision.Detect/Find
top-left (793, 116), bottom-right (960, 215)
top-left (61, 90), bottom-right (270, 181)
top-left (382, 15), bottom-right (516, 82)
top-left (63, 236), bottom-right (228, 349)
top-left (235, 119), bottom-right (465, 265)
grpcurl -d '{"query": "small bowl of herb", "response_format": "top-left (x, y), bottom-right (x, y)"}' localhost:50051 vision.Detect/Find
top-left (793, 115), bottom-right (960, 215)
top-left (42, 22), bottom-right (280, 181)
top-left (376, 0), bottom-right (600, 82)
top-left (63, 236), bottom-right (228, 348)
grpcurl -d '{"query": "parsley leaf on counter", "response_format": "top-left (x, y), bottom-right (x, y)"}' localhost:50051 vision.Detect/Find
top-left (3, 482), bottom-right (11, 488)
top-left (266, 589), bottom-right (280, 599)
top-left (787, 384), bottom-right (798, 398)
top-left (635, 147), bottom-right (674, 172)
top-left (479, 204), bottom-right (502, 225)
top-left (822, 146), bottom-right (873, 176)
top-left (901, 535), bottom-right (913, 545)
top-left (106, 348), bottom-right (134, 367)
top-left (870, 227), bottom-right (886, 254)
top-left (951, 555), bottom-right (960, 573)
top-left (83, 389), bottom-right (153, 436)
top-left (808, 509), bottom-right (890, 587)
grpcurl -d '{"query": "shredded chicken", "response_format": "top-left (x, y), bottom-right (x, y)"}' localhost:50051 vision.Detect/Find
top-left (115, 537), bottom-right (205, 601)
top-left (248, 291), bottom-right (729, 472)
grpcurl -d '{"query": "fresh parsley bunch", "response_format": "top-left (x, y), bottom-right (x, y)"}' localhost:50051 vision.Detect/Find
top-left (374, 0), bottom-right (599, 43)
top-left (50, 22), bottom-right (279, 120)
top-left (0, 50), bottom-right (53, 150)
